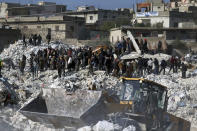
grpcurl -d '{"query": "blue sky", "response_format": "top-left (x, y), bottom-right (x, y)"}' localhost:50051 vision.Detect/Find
top-left (3, 0), bottom-right (170, 10)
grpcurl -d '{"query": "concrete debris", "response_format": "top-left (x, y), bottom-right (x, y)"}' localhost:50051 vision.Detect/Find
top-left (92, 120), bottom-right (121, 131)
top-left (123, 125), bottom-right (136, 131)
top-left (0, 40), bottom-right (197, 130)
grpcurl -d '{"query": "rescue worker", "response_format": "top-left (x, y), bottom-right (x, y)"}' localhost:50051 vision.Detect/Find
top-left (174, 56), bottom-right (179, 73)
top-left (104, 53), bottom-right (112, 75)
top-left (0, 59), bottom-right (3, 77)
top-left (33, 34), bottom-right (37, 46)
top-left (118, 60), bottom-right (124, 75)
top-left (117, 41), bottom-right (122, 56)
top-left (112, 58), bottom-right (119, 77)
top-left (37, 34), bottom-right (42, 45)
top-left (88, 57), bottom-right (94, 75)
top-left (19, 55), bottom-right (26, 74)
top-left (147, 58), bottom-right (153, 74)
top-left (126, 38), bottom-right (131, 53)
top-left (29, 36), bottom-right (33, 45)
top-left (57, 57), bottom-right (62, 78)
top-left (46, 33), bottom-right (51, 45)
top-left (67, 56), bottom-right (73, 71)
top-left (143, 39), bottom-right (148, 54)
top-left (138, 58), bottom-right (143, 76)
top-left (131, 60), bottom-right (137, 77)
top-left (39, 56), bottom-right (45, 71)
top-left (169, 56), bottom-right (175, 74)
top-left (160, 59), bottom-right (167, 75)
top-left (181, 62), bottom-right (187, 78)
top-left (121, 37), bottom-right (126, 53)
top-left (29, 54), bottom-right (34, 78)
top-left (158, 40), bottom-right (162, 53)
top-left (154, 58), bottom-right (159, 75)
top-left (98, 49), bottom-right (105, 70)
top-left (23, 35), bottom-right (26, 47)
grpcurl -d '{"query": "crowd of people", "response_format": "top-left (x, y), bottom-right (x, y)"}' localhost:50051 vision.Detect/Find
top-left (23, 33), bottom-right (51, 47)
top-left (0, 36), bottom-right (188, 80)
top-left (17, 37), bottom-right (188, 80)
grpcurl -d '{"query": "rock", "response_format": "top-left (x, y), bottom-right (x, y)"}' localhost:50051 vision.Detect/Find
top-left (93, 120), bottom-right (120, 131)
top-left (123, 125), bottom-right (136, 131)
top-left (78, 126), bottom-right (92, 131)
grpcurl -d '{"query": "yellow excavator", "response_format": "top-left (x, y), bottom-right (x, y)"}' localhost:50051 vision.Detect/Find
top-left (105, 77), bottom-right (190, 131)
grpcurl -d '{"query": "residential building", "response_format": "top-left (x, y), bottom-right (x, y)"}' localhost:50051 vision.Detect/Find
top-left (0, 15), bottom-right (85, 40)
top-left (65, 6), bottom-right (132, 26)
top-left (0, 2), bottom-right (67, 18)
top-left (0, 2), bottom-right (21, 18)
top-left (110, 26), bottom-right (197, 44)
top-left (134, 0), bottom-right (197, 28)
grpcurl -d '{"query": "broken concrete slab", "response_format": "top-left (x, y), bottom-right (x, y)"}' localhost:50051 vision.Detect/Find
top-left (19, 89), bottom-right (107, 128)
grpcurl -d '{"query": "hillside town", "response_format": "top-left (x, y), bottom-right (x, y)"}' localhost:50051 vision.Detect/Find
top-left (0, 0), bottom-right (197, 131)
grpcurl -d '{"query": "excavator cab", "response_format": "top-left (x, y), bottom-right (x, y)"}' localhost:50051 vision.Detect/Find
top-left (119, 77), bottom-right (168, 112)
top-left (116, 77), bottom-right (190, 131)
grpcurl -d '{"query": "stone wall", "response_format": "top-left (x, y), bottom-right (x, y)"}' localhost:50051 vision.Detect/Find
top-left (0, 29), bottom-right (21, 52)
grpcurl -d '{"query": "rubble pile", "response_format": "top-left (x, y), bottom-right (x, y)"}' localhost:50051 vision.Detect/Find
top-left (0, 40), bottom-right (197, 130)
top-left (146, 73), bottom-right (197, 128)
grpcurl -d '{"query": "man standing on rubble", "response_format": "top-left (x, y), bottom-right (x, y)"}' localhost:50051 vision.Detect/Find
top-left (160, 59), bottom-right (167, 75)
top-left (147, 58), bottom-right (153, 74)
top-left (181, 62), bottom-right (187, 78)
top-left (33, 34), bottom-right (37, 46)
top-left (154, 58), bottom-right (159, 75)
top-left (121, 37), bottom-right (126, 53)
top-left (37, 35), bottom-right (42, 45)
top-left (169, 56), bottom-right (175, 74)
top-left (19, 55), bottom-right (26, 75)
top-left (57, 57), bottom-right (63, 78)
top-left (23, 35), bottom-right (26, 47)
top-left (104, 51), bottom-right (112, 75)
top-left (46, 33), bottom-right (51, 45)
top-left (0, 59), bottom-right (3, 77)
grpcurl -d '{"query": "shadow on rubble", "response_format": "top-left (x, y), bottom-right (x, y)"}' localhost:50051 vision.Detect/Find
top-left (0, 77), bottom-right (19, 105)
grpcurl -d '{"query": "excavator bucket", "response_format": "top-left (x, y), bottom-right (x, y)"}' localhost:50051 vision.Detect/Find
top-left (19, 89), bottom-right (107, 128)
top-left (164, 112), bottom-right (191, 131)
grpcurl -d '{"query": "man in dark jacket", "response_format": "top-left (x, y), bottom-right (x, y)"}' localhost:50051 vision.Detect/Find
top-left (181, 62), bottom-right (187, 78)
top-left (154, 58), bottom-right (159, 75)
top-left (23, 35), bottom-right (26, 47)
top-left (46, 34), bottom-right (51, 45)
top-left (37, 35), bottom-right (42, 45)
top-left (121, 37), bottom-right (126, 53)
top-left (160, 59), bottom-right (167, 75)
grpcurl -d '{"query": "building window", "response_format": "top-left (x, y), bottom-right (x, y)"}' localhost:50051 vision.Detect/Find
top-left (37, 26), bottom-right (41, 29)
top-left (55, 26), bottom-right (59, 31)
top-left (158, 7), bottom-right (161, 9)
top-left (112, 16), bottom-right (116, 19)
top-left (90, 16), bottom-right (93, 20)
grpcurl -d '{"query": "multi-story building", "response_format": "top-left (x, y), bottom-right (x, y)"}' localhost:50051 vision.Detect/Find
top-left (65, 6), bottom-right (133, 26)
top-left (0, 1), bottom-right (67, 18)
top-left (134, 0), bottom-right (197, 28)
top-left (0, 15), bottom-right (85, 40)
